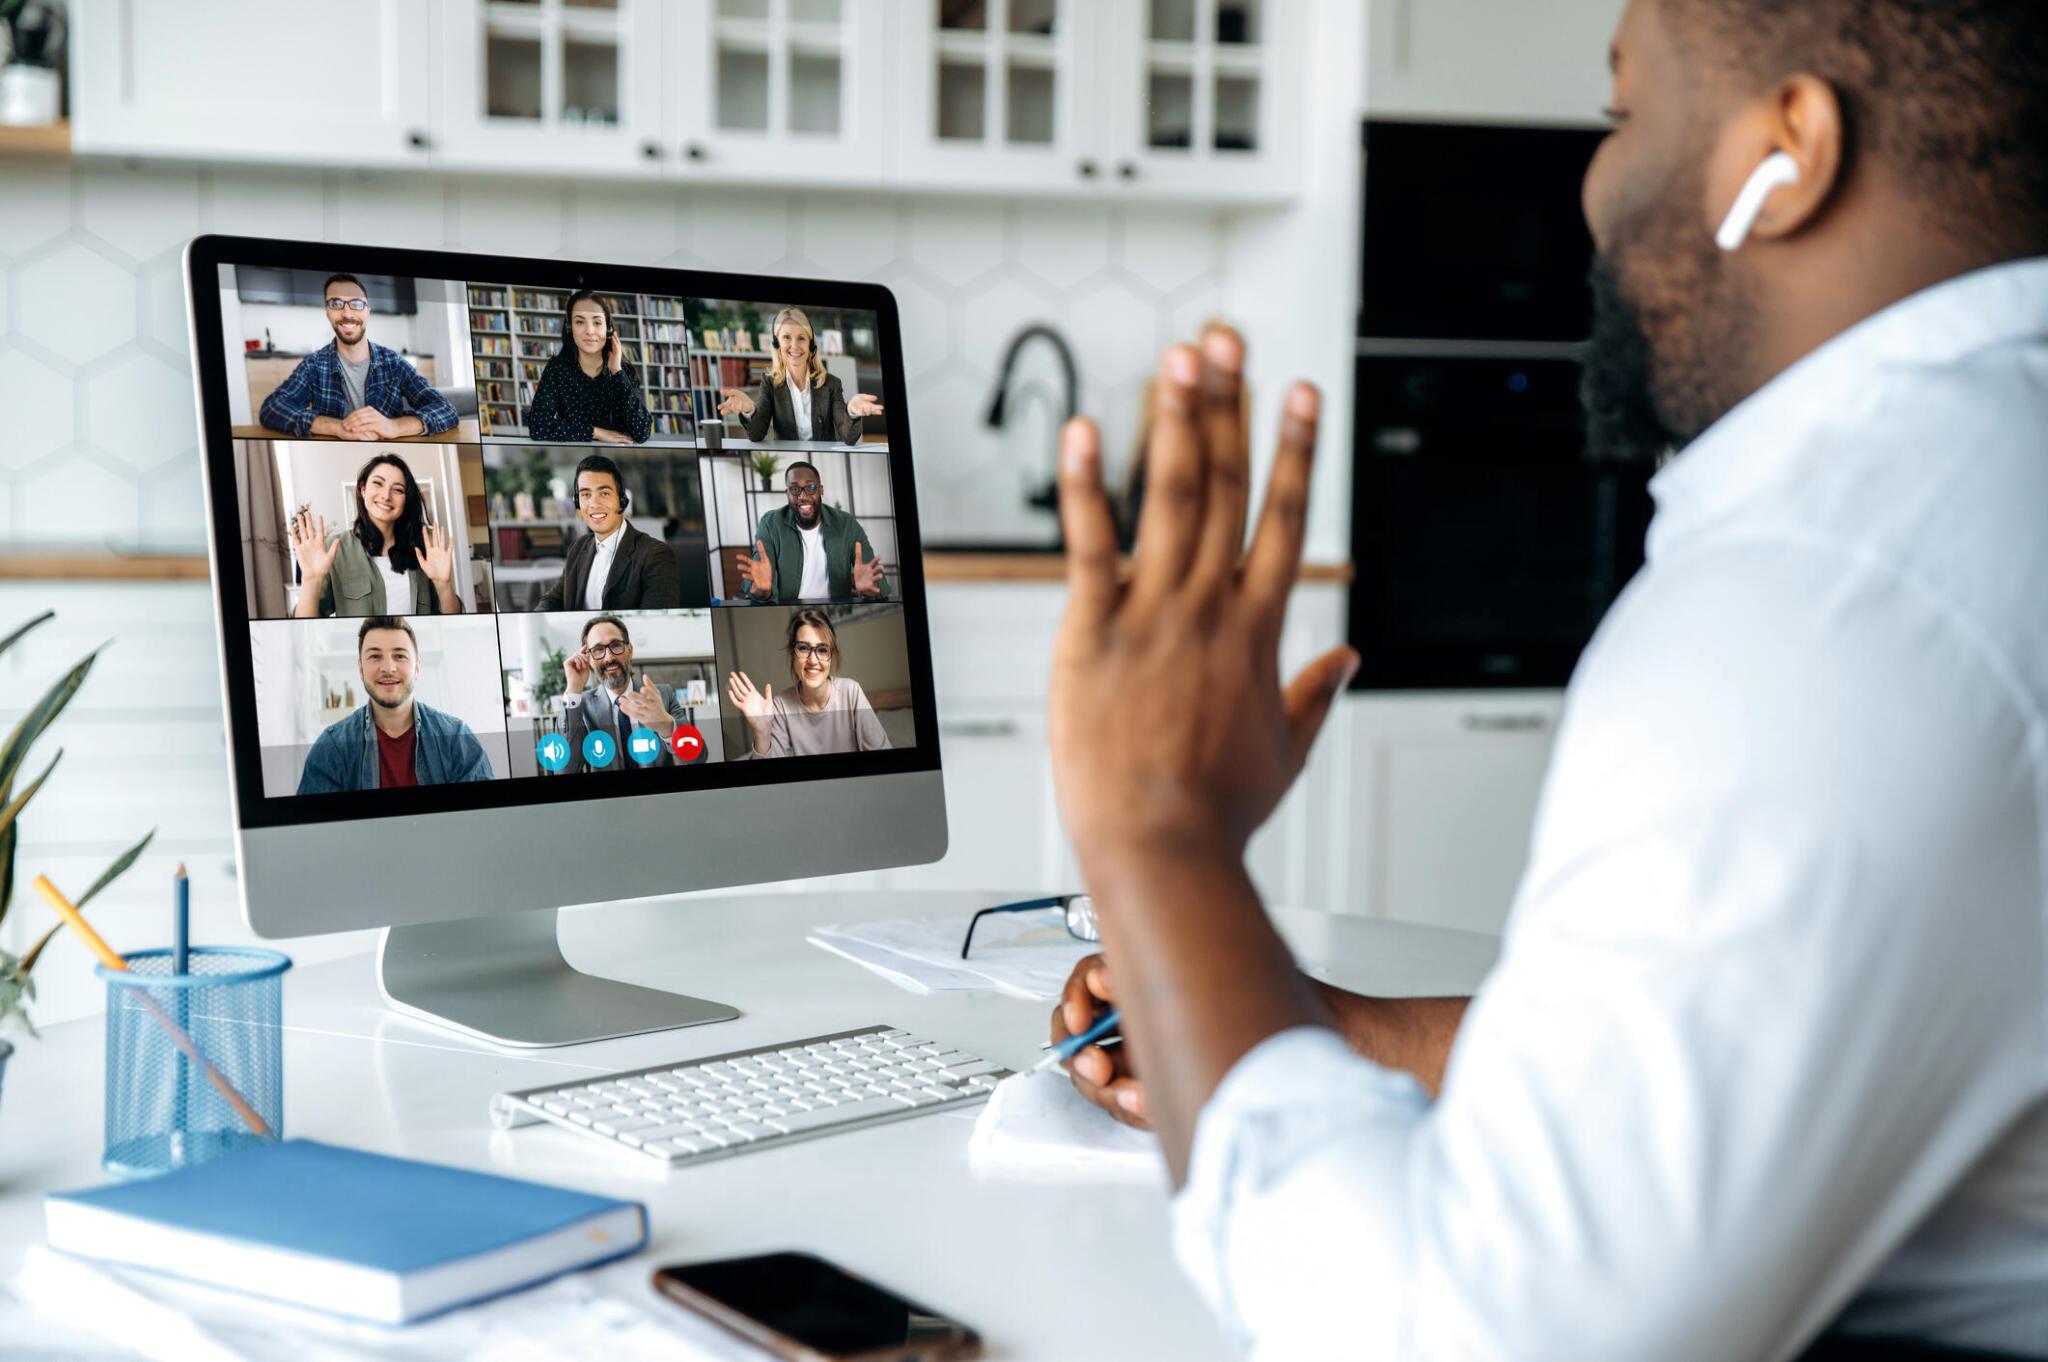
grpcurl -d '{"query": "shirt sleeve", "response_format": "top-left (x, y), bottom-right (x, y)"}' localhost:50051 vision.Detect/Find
top-left (613, 369), bottom-right (652, 443)
top-left (1173, 539), bottom-right (2047, 1362)
top-left (397, 359), bottom-right (459, 434)
top-left (260, 356), bottom-right (322, 437)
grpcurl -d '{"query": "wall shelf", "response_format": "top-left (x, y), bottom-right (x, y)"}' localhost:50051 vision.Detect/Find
top-left (0, 120), bottom-right (70, 158)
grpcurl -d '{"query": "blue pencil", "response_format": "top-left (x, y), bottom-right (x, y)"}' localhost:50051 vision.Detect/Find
top-left (172, 863), bottom-right (189, 976)
top-left (1032, 1006), bottom-right (1122, 1073)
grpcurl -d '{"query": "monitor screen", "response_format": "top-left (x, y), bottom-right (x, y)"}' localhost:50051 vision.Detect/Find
top-left (189, 240), bottom-right (938, 833)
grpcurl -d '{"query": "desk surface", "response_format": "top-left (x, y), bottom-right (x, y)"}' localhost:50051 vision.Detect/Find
top-left (0, 891), bottom-right (1498, 1358)
top-left (231, 419), bottom-right (484, 445)
top-left (481, 435), bottom-right (892, 454)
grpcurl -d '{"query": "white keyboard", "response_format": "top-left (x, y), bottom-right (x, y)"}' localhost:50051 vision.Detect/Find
top-left (490, 1025), bottom-right (1012, 1167)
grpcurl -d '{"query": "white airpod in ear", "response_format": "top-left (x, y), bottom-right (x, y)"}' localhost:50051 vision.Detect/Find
top-left (1715, 151), bottom-right (1802, 252)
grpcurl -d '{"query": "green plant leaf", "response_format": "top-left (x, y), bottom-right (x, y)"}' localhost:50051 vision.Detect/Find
top-left (19, 828), bottom-right (156, 975)
top-left (76, 827), bottom-right (156, 910)
top-left (0, 611), bottom-right (54, 662)
top-left (0, 751), bottom-right (62, 838)
top-left (0, 645), bottom-right (100, 806)
top-left (0, 819), bottom-right (15, 931)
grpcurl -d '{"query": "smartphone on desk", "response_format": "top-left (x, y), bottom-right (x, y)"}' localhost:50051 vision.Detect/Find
top-left (652, 1252), bottom-right (983, 1362)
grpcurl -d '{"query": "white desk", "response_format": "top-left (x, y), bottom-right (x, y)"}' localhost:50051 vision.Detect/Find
top-left (0, 891), bottom-right (1498, 1359)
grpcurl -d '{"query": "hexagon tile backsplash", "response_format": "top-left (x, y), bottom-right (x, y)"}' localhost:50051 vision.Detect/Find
top-left (0, 160), bottom-right (1230, 553)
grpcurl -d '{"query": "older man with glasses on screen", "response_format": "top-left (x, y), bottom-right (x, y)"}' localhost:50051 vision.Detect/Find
top-left (258, 272), bottom-right (460, 441)
top-left (560, 614), bottom-right (697, 772)
top-left (736, 461), bottom-right (887, 604)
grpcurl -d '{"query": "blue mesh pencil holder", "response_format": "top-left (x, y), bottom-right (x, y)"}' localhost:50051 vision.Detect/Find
top-left (98, 947), bottom-right (291, 1179)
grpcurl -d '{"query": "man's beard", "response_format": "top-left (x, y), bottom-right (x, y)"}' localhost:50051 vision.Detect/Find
top-left (369, 684), bottom-right (412, 709)
top-left (795, 502), bottom-right (819, 525)
top-left (602, 662), bottom-right (629, 692)
top-left (1580, 183), bottom-right (1753, 465)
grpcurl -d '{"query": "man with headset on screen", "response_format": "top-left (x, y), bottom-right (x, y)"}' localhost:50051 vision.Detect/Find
top-left (1045, 1), bottom-right (2048, 1357)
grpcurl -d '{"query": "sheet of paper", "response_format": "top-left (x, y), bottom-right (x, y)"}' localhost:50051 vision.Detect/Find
top-left (811, 909), bottom-right (1094, 1001)
top-left (969, 1070), bottom-right (1166, 1183)
top-left (10, 1247), bottom-right (758, 1362)
top-left (806, 927), bottom-right (987, 993)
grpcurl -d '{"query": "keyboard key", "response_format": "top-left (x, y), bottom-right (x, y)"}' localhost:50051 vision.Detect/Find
top-left (940, 1061), bottom-right (1003, 1080)
top-left (766, 1095), bottom-right (905, 1134)
top-left (594, 1115), bottom-right (661, 1136)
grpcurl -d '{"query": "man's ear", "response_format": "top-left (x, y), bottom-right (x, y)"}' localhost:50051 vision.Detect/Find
top-left (1707, 73), bottom-right (1845, 246)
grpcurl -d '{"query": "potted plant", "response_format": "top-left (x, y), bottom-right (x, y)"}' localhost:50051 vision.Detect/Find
top-left (0, 0), bottom-right (65, 128)
top-left (749, 449), bottom-right (781, 492)
top-left (0, 611), bottom-right (156, 1108)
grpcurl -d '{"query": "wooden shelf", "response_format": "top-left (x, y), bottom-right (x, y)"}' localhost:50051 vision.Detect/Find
top-left (4, 551), bottom-right (1353, 586)
top-left (0, 120), bottom-right (70, 159)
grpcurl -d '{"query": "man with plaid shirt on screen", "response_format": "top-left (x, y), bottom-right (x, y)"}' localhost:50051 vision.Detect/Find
top-left (259, 273), bottom-right (459, 441)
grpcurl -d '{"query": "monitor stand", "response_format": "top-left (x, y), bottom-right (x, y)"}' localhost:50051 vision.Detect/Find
top-left (376, 910), bottom-right (738, 1048)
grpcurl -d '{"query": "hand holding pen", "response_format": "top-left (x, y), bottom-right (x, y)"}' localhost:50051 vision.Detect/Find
top-left (1047, 953), bottom-right (1149, 1129)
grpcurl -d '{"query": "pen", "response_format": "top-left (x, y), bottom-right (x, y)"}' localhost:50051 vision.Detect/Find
top-left (33, 875), bottom-right (273, 1140)
top-left (1032, 1006), bottom-right (1122, 1074)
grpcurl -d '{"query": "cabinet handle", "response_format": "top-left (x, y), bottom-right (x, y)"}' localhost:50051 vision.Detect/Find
top-left (941, 719), bottom-right (1021, 739)
top-left (641, 141), bottom-right (663, 161)
top-left (1460, 712), bottom-right (1551, 734)
top-left (1117, 161), bottom-right (1138, 180)
top-left (685, 143), bottom-right (708, 161)
top-left (1076, 159), bottom-right (1098, 179)
top-left (405, 129), bottom-right (431, 151)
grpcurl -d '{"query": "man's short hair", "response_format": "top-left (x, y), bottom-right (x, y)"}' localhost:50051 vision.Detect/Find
top-left (1664, 0), bottom-right (2048, 250)
top-left (785, 461), bottom-right (821, 484)
top-left (358, 615), bottom-right (417, 652)
top-left (574, 453), bottom-right (627, 505)
top-left (581, 614), bottom-right (630, 646)
top-left (323, 272), bottom-right (366, 297)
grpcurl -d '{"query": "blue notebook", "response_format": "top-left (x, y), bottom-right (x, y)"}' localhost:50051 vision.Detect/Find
top-left (44, 1139), bottom-right (648, 1324)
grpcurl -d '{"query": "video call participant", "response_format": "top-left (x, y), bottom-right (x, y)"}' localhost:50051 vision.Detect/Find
top-left (259, 274), bottom-right (459, 441)
top-left (734, 461), bottom-right (887, 603)
top-left (716, 307), bottom-right (883, 444)
top-left (524, 290), bottom-right (652, 445)
top-left (559, 615), bottom-right (694, 772)
top-left (726, 609), bottom-right (891, 758)
top-left (289, 453), bottom-right (464, 617)
top-left (535, 454), bottom-right (682, 611)
top-left (295, 617), bottom-right (494, 794)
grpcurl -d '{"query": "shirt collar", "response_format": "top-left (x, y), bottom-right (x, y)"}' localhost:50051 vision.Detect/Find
top-left (592, 517), bottom-right (630, 551)
top-left (1646, 256), bottom-right (2048, 551)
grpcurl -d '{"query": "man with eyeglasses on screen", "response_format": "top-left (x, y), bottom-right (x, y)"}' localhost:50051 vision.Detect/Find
top-left (559, 614), bottom-right (696, 772)
top-left (259, 273), bottom-right (459, 441)
top-left (735, 461), bottom-right (888, 604)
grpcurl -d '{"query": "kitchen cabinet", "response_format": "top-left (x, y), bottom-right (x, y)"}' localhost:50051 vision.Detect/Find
top-left (894, 0), bottom-right (1298, 201)
top-left (435, 0), bottom-right (667, 175)
top-left (70, 0), bottom-right (436, 167)
top-left (1363, 0), bottom-right (1622, 128)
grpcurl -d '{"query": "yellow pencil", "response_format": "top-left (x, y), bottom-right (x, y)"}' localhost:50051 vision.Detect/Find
top-left (33, 875), bottom-right (274, 1141)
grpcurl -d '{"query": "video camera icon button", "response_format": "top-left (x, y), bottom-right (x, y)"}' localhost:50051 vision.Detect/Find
top-left (627, 726), bottom-right (663, 767)
top-left (536, 733), bottom-right (570, 774)
top-left (582, 730), bottom-right (616, 770)
top-left (671, 723), bottom-right (706, 764)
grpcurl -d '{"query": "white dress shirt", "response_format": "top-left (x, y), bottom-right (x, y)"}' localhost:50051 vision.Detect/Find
top-left (786, 375), bottom-right (813, 440)
top-left (583, 519), bottom-right (628, 612)
top-left (1174, 259), bottom-right (2048, 1361)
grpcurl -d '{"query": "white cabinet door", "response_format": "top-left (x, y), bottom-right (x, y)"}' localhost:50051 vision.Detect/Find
top-left (664, 0), bottom-right (889, 183)
top-left (1343, 692), bottom-right (1562, 931)
top-left (435, 0), bottom-right (668, 176)
top-left (893, 0), bottom-right (1106, 195)
top-left (1364, 0), bottom-right (1622, 127)
top-left (72, 0), bottom-right (436, 167)
top-left (890, 705), bottom-right (1069, 893)
top-left (1091, 0), bottom-right (1298, 202)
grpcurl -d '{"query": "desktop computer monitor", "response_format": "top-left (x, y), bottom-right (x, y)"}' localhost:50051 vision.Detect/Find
top-left (183, 236), bottom-right (946, 1048)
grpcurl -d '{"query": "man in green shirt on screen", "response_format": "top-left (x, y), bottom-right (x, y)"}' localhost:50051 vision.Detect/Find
top-left (735, 460), bottom-right (888, 604)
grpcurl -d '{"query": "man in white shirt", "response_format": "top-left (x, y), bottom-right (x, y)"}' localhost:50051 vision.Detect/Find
top-left (534, 454), bottom-right (682, 611)
top-left (1045, 0), bottom-right (2048, 1357)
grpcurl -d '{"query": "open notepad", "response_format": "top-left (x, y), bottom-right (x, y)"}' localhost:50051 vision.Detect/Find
top-left (968, 1070), bottom-right (1167, 1182)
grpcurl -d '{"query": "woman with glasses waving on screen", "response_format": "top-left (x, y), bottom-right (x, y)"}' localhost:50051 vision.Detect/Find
top-left (726, 609), bottom-right (890, 758)
top-left (716, 307), bottom-right (881, 444)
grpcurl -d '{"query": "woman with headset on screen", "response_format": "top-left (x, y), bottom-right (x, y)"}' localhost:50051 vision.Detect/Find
top-left (716, 307), bottom-right (883, 444)
top-left (726, 609), bottom-right (892, 757)
top-left (525, 290), bottom-right (653, 444)
top-left (288, 451), bottom-right (464, 617)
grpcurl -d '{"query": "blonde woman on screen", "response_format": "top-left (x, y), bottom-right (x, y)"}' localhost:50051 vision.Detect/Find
top-left (716, 307), bottom-right (881, 444)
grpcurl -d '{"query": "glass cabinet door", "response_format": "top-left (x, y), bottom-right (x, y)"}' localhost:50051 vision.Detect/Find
top-left (439, 0), bottom-right (667, 173)
top-left (1109, 0), bottom-right (1289, 194)
top-left (671, 0), bottom-right (884, 179)
top-left (899, 0), bottom-right (1098, 189)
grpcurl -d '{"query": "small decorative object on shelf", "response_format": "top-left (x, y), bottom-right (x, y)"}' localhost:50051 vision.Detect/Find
top-left (0, 0), bottom-right (64, 128)
top-left (749, 449), bottom-right (782, 491)
top-left (0, 612), bottom-right (157, 1056)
